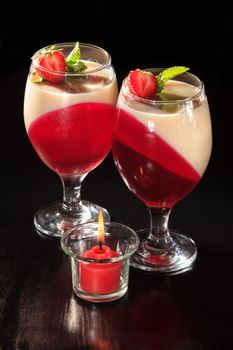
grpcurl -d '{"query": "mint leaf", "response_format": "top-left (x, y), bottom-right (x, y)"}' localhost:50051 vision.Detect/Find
top-left (156, 93), bottom-right (180, 113)
top-left (157, 66), bottom-right (190, 92)
top-left (66, 42), bottom-right (81, 65)
top-left (34, 76), bottom-right (45, 83)
top-left (66, 60), bottom-right (87, 73)
top-left (65, 42), bottom-right (87, 72)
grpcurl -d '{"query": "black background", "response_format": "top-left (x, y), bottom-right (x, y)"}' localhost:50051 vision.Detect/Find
top-left (1, 2), bottom-right (233, 70)
top-left (1, 2), bottom-right (233, 349)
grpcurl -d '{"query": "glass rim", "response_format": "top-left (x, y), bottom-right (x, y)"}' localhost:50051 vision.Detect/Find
top-left (123, 69), bottom-right (205, 105)
top-left (32, 42), bottom-right (112, 76)
top-left (61, 221), bottom-right (139, 263)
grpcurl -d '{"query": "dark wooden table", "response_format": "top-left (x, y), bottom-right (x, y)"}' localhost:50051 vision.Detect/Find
top-left (0, 64), bottom-right (233, 350)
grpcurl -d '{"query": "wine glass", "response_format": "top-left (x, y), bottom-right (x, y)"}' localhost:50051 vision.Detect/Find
top-left (24, 42), bottom-right (118, 238)
top-left (112, 68), bottom-right (212, 272)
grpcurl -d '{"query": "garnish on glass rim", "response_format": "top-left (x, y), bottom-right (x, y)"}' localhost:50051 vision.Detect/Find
top-left (128, 66), bottom-right (190, 98)
top-left (65, 42), bottom-right (87, 73)
top-left (35, 41), bottom-right (87, 83)
top-left (157, 66), bottom-right (190, 92)
top-left (128, 69), bottom-right (157, 98)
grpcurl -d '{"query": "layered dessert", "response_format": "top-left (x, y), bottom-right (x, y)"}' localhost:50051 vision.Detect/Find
top-left (24, 43), bottom-right (118, 177)
top-left (112, 68), bottom-right (212, 208)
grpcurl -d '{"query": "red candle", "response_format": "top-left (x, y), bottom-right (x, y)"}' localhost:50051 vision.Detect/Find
top-left (79, 209), bottom-right (122, 294)
top-left (80, 245), bottom-right (122, 294)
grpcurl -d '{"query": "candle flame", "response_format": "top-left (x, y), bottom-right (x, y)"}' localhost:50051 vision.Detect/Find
top-left (98, 208), bottom-right (105, 245)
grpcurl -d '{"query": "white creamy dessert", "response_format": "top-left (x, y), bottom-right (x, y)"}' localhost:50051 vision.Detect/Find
top-left (24, 61), bottom-right (118, 131)
top-left (118, 79), bottom-right (212, 176)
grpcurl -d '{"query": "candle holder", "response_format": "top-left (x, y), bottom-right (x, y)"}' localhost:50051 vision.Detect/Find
top-left (61, 221), bottom-right (139, 303)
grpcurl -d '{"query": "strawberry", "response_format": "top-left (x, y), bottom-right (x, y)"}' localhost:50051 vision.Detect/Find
top-left (36, 49), bottom-right (66, 83)
top-left (128, 69), bottom-right (157, 98)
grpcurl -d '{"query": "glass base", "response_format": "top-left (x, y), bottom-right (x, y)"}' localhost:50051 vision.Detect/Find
top-left (130, 229), bottom-right (197, 273)
top-left (73, 281), bottom-right (128, 303)
top-left (34, 200), bottom-right (110, 239)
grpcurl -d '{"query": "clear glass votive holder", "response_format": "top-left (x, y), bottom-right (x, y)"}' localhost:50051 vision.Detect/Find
top-left (61, 221), bottom-right (139, 303)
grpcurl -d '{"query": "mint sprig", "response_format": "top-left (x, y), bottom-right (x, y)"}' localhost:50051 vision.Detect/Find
top-left (65, 42), bottom-right (87, 73)
top-left (157, 66), bottom-right (190, 92)
top-left (34, 75), bottom-right (45, 83)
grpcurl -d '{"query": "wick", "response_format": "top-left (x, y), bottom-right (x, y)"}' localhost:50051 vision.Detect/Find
top-left (99, 240), bottom-right (103, 251)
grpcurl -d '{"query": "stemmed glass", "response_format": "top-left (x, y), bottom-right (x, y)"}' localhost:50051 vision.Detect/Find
top-left (112, 68), bottom-right (212, 272)
top-left (24, 43), bottom-right (118, 238)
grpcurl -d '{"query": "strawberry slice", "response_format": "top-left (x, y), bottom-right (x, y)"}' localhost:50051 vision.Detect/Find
top-left (36, 50), bottom-right (66, 83)
top-left (128, 69), bottom-right (157, 98)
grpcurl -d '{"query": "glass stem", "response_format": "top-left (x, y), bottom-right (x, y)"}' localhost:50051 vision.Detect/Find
top-left (61, 176), bottom-right (85, 214)
top-left (147, 207), bottom-right (174, 249)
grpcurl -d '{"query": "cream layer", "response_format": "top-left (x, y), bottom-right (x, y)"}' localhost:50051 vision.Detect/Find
top-left (24, 61), bottom-right (118, 131)
top-left (117, 80), bottom-right (212, 176)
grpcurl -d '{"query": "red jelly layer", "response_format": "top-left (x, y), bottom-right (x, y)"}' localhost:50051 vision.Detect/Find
top-left (28, 102), bottom-right (115, 176)
top-left (112, 109), bottom-right (200, 208)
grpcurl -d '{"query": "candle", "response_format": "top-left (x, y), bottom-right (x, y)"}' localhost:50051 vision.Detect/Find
top-left (80, 245), bottom-right (122, 294)
top-left (79, 209), bottom-right (122, 294)
top-left (61, 216), bottom-right (139, 302)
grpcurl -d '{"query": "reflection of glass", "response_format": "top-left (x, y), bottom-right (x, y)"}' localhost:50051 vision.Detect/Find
top-left (24, 43), bottom-right (118, 238)
top-left (112, 69), bottom-right (212, 272)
